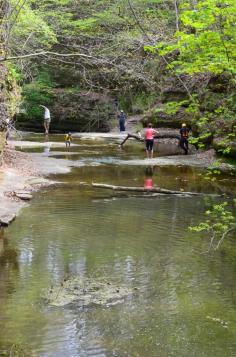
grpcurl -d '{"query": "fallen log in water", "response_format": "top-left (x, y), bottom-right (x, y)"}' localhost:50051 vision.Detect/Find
top-left (120, 133), bottom-right (181, 147)
top-left (92, 183), bottom-right (200, 195)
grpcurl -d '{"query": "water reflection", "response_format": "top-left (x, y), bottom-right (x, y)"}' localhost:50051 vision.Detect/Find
top-left (144, 166), bottom-right (154, 189)
top-left (0, 134), bottom-right (236, 357)
top-left (43, 136), bottom-right (51, 156)
top-left (0, 230), bottom-right (19, 353)
top-left (2, 185), bottom-right (236, 356)
top-left (0, 229), bottom-right (18, 270)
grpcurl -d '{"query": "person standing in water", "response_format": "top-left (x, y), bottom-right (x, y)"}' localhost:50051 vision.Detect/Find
top-left (65, 132), bottom-right (73, 148)
top-left (179, 123), bottom-right (190, 155)
top-left (40, 105), bottom-right (51, 135)
top-left (145, 123), bottom-right (159, 159)
top-left (118, 110), bottom-right (126, 132)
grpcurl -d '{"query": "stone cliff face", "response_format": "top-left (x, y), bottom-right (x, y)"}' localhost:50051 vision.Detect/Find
top-left (0, 62), bottom-right (21, 163)
top-left (0, 63), bottom-right (8, 162)
top-left (0, 131), bottom-right (5, 163)
top-left (17, 89), bottom-right (114, 133)
top-left (0, 65), bottom-right (8, 130)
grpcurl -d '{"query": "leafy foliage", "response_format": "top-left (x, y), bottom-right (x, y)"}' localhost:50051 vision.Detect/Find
top-left (20, 71), bottom-right (54, 122)
top-left (189, 201), bottom-right (236, 251)
top-left (9, 0), bottom-right (57, 52)
top-left (145, 0), bottom-right (236, 149)
top-left (155, 100), bottom-right (189, 115)
top-left (159, 0), bottom-right (236, 75)
top-left (1, 0), bottom-right (235, 143)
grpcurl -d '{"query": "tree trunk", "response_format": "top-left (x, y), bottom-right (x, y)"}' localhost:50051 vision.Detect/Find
top-left (0, 0), bottom-right (10, 128)
top-left (174, 0), bottom-right (179, 31)
top-left (120, 133), bottom-right (181, 146)
top-left (0, 1), bottom-right (10, 164)
top-left (92, 183), bottom-right (200, 195)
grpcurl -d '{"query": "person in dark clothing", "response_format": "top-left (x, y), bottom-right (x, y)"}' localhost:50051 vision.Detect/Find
top-left (180, 123), bottom-right (190, 155)
top-left (118, 110), bottom-right (126, 132)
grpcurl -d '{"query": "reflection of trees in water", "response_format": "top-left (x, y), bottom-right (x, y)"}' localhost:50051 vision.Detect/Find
top-left (0, 190), bottom-right (234, 356)
top-left (0, 230), bottom-right (20, 353)
top-left (0, 229), bottom-right (18, 270)
top-left (0, 229), bottom-right (18, 308)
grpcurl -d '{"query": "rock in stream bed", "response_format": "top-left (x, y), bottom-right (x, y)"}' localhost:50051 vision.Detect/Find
top-left (14, 190), bottom-right (33, 200)
top-left (44, 277), bottom-right (134, 307)
top-left (0, 212), bottom-right (16, 226)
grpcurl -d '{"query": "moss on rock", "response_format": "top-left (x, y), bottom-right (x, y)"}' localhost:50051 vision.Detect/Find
top-left (44, 277), bottom-right (134, 307)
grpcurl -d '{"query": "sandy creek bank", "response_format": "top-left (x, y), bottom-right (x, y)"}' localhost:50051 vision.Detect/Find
top-left (0, 143), bottom-right (73, 227)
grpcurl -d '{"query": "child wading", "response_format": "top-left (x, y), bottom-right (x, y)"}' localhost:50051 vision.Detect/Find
top-left (65, 132), bottom-right (72, 148)
top-left (145, 123), bottom-right (159, 159)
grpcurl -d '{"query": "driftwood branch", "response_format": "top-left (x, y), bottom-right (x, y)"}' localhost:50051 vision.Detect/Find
top-left (92, 183), bottom-right (200, 195)
top-left (120, 133), bottom-right (181, 147)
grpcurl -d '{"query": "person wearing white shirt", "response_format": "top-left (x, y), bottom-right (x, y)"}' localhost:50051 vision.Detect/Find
top-left (40, 105), bottom-right (51, 134)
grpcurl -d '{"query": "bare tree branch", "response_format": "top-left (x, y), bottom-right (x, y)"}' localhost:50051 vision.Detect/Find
top-left (127, 0), bottom-right (194, 101)
top-left (208, 229), bottom-right (216, 252)
top-left (0, 51), bottom-right (94, 61)
top-left (173, 0), bottom-right (179, 31)
top-left (215, 225), bottom-right (236, 250)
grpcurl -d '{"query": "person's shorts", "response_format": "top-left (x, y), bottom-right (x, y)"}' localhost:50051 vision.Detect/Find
top-left (146, 139), bottom-right (154, 151)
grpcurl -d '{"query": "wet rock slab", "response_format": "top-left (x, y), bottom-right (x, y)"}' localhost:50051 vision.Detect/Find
top-left (44, 277), bottom-right (133, 307)
top-left (0, 212), bottom-right (16, 226)
top-left (10, 140), bottom-right (79, 149)
top-left (0, 196), bottom-right (25, 227)
top-left (14, 190), bottom-right (33, 200)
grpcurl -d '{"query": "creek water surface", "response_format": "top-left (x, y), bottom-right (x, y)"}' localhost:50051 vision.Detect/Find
top-left (0, 134), bottom-right (236, 357)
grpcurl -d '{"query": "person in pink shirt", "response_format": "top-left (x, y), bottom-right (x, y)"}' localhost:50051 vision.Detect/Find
top-left (145, 123), bottom-right (159, 158)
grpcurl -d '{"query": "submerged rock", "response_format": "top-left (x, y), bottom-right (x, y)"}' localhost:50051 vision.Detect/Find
top-left (44, 277), bottom-right (133, 307)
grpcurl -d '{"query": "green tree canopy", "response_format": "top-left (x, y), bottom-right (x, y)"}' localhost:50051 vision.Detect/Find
top-left (158, 0), bottom-right (236, 75)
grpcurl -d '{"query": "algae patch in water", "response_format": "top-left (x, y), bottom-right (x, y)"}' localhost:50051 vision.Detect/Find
top-left (44, 277), bottom-right (134, 307)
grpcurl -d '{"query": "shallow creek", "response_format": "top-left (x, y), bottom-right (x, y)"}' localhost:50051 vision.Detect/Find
top-left (0, 133), bottom-right (236, 357)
